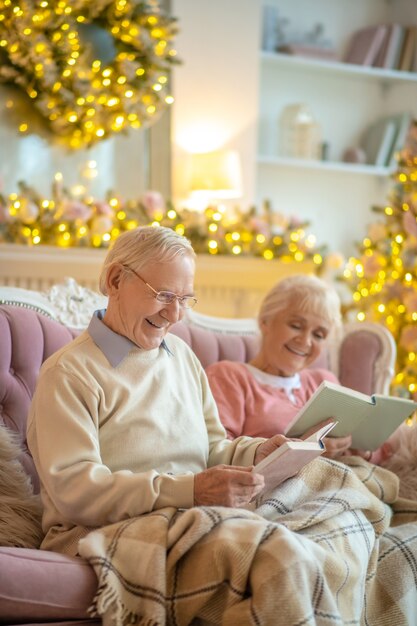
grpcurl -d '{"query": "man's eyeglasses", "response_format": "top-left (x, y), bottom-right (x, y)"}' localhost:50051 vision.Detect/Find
top-left (122, 265), bottom-right (198, 309)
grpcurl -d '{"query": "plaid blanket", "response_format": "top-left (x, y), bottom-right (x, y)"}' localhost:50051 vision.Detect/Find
top-left (78, 456), bottom-right (417, 626)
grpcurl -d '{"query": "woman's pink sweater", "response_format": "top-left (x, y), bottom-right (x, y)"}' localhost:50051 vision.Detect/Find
top-left (206, 360), bottom-right (339, 439)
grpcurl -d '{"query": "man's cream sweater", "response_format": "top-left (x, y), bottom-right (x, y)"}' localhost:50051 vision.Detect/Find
top-left (27, 330), bottom-right (264, 555)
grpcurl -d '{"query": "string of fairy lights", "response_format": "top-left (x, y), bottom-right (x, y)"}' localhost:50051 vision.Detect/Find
top-left (342, 123), bottom-right (417, 400)
top-left (0, 175), bottom-right (327, 267)
top-left (0, 0), bottom-right (178, 148)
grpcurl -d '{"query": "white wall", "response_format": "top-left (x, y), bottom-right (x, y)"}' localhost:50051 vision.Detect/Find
top-left (171, 0), bottom-right (261, 208)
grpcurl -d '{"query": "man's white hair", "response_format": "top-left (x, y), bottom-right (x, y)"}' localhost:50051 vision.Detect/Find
top-left (99, 226), bottom-right (195, 295)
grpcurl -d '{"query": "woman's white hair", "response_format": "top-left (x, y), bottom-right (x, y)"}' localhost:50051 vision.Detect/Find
top-left (258, 274), bottom-right (342, 329)
top-left (99, 225), bottom-right (195, 295)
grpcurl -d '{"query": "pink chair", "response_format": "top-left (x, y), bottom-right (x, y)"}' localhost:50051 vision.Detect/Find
top-left (0, 289), bottom-right (396, 624)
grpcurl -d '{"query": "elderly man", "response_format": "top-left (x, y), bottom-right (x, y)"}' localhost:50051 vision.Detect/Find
top-left (27, 225), bottom-right (289, 556)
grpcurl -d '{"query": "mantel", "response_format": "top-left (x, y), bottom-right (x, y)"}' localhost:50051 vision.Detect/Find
top-left (0, 243), bottom-right (315, 317)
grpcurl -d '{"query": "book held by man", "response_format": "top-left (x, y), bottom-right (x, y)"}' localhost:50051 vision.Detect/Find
top-left (252, 421), bottom-right (336, 495)
top-left (284, 380), bottom-right (417, 450)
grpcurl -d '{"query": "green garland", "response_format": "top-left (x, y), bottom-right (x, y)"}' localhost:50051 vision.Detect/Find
top-left (0, 0), bottom-right (179, 148)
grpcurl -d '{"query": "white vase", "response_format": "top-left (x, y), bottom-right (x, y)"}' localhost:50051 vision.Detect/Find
top-left (279, 104), bottom-right (322, 159)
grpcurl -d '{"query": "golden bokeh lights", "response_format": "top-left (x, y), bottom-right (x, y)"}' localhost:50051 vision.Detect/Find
top-left (0, 0), bottom-right (179, 148)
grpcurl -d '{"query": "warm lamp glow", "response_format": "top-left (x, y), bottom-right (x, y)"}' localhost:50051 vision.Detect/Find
top-left (189, 150), bottom-right (242, 200)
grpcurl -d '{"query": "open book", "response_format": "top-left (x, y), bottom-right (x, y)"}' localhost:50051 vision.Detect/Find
top-left (285, 380), bottom-right (417, 450)
top-left (252, 421), bottom-right (336, 495)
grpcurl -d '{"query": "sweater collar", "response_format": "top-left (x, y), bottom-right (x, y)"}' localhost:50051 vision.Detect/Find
top-left (88, 309), bottom-right (170, 367)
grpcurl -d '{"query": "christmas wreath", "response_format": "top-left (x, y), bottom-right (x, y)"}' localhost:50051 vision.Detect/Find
top-left (0, 0), bottom-right (179, 148)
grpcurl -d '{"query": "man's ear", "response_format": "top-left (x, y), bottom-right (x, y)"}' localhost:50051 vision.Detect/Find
top-left (259, 317), bottom-right (268, 332)
top-left (106, 263), bottom-right (124, 295)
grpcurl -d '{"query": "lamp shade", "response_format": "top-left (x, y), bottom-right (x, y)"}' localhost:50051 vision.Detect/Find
top-left (189, 149), bottom-right (242, 199)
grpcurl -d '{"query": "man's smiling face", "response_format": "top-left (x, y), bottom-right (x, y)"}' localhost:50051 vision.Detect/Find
top-left (103, 254), bottom-right (196, 350)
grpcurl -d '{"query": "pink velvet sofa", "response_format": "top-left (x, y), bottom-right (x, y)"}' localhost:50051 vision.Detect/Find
top-left (0, 297), bottom-right (396, 625)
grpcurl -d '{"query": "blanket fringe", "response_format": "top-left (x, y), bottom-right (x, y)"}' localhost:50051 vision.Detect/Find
top-left (88, 583), bottom-right (161, 626)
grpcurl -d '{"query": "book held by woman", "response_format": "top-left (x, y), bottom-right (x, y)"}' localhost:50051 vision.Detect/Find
top-left (285, 380), bottom-right (417, 450)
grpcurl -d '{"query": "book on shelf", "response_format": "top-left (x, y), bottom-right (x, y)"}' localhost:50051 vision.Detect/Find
top-left (285, 380), bottom-right (417, 451)
top-left (277, 44), bottom-right (337, 62)
top-left (373, 25), bottom-right (391, 67)
top-left (413, 32), bottom-right (417, 72)
top-left (252, 421), bottom-right (336, 494)
top-left (344, 24), bottom-right (389, 66)
top-left (360, 117), bottom-right (397, 166)
top-left (374, 23), bottom-right (405, 69)
top-left (398, 26), bottom-right (417, 72)
top-left (387, 112), bottom-right (413, 169)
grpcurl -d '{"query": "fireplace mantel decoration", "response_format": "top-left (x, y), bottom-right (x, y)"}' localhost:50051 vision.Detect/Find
top-left (0, 0), bottom-right (179, 148)
top-left (0, 181), bottom-right (328, 270)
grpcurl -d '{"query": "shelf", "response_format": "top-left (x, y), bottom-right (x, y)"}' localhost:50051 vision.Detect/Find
top-left (260, 51), bottom-right (417, 85)
top-left (257, 155), bottom-right (393, 176)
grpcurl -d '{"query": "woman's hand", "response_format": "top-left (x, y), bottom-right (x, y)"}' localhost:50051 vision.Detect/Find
top-left (321, 435), bottom-right (352, 459)
top-left (194, 465), bottom-right (264, 508)
top-left (348, 442), bottom-right (393, 465)
top-left (301, 418), bottom-right (352, 460)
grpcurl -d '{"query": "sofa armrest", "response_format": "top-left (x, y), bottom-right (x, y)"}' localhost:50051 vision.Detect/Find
top-left (332, 321), bottom-right (396, 395)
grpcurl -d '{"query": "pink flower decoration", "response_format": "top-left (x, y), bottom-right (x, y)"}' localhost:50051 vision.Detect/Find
top-left (362, 254), bottom-right (383, 277)
top-left (249, 217), bottom-right (269, 236)
top-left (60, 199), bottom-right (93, 222)
top-left (404, 292), bottom-right (417, 313)
top-left (367, 222), bottom-right (386, 242)
top-left (399, 325), bottom-right (417, 351)
top-left (93, 201), bottom-right (113, 217)
top-left (141, 191), bottom-right (165, 217)
top-left (403, 211), bottom-right (417, 238)
top-left (0, 202), bottom-right (10, 224)
top-left (90, 216), bottom-right (113, 236)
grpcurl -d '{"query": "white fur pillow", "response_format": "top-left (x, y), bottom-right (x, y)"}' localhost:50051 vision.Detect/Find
top-left (0, 424), bottom-right (43, 548)
top-left (381, 422), bottom-right (417, 502)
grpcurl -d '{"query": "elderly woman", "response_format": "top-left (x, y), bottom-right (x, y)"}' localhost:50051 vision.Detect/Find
top-left (206, 275), bottom-right (356, 460)
top-left (27, 225), bottom-right (293, 556)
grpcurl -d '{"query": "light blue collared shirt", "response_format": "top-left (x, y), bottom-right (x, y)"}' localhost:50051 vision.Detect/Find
top-left (88, 309), bottom-right (171, 367)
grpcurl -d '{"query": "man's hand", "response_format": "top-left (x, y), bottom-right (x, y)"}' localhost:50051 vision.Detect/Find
top-left (194, 465), bottom-right (264, 508)
top-left (253, 434), bottom-right (295, 465)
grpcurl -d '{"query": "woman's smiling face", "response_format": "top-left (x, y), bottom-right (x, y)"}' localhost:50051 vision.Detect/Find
top-left (257, 307), bottom-right (331, 377)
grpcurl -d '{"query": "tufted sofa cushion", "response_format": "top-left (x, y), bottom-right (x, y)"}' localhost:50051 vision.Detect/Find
top-left (0, 306), bottom-right (78, 492)
top-left (170, 320), bottom-right (260, 369)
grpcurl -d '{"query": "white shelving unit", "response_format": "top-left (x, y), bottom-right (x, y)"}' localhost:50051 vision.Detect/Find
top-left (257, 154), bottom-right (392, 177)
top-left (257, 0), bottom-right (417, 256)
top-left (261, 51), bottom-right (417, 86)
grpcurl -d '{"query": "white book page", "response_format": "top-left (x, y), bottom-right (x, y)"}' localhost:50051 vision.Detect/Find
top-left (285, 382), bottom-right (371, 439)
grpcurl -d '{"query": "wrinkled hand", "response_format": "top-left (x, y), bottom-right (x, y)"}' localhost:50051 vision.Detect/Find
top-left (253, 434), bottom-right (297, 465)
top-left (348, 441), bottom-right (393, 465)
top-left (321, 435), bottom-right (352, 459)
top-left (194, 464), bottom-right (264, 508)
top-left (301, 418), bottom-right (352, 460)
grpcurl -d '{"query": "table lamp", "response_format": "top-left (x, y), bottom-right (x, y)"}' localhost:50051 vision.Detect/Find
top-left (189, 149), bottom-right (242, 201)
